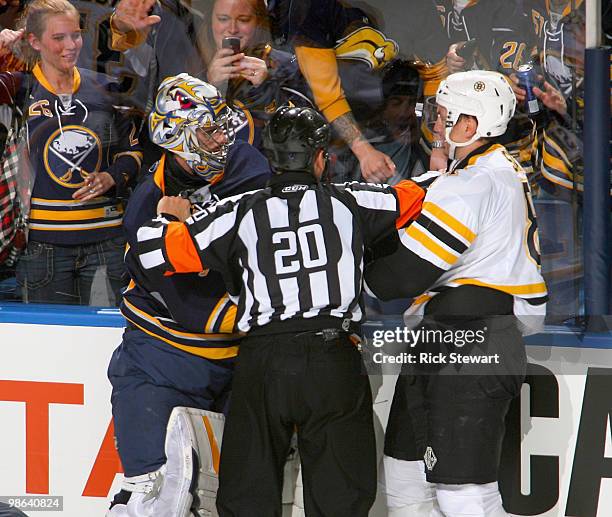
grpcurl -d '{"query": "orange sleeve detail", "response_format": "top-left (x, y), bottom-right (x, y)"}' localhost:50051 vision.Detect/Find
top-left (294, 46), bottom-right (351, 122)
top-left (393, 180), bottom-right (425, 229)
top-left (109, 14), bottom-right (147, 51)
top-left (164, 222), bottom-right (204, 273)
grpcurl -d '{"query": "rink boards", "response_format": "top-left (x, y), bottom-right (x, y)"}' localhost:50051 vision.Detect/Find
top-left (0, 306), bottom-right (611, 517)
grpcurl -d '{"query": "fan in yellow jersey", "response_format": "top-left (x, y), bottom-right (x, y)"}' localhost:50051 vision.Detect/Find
top-left (365, 70), bottom-right (547, 516)
top-left (269, 0), bottom-right (449, 183)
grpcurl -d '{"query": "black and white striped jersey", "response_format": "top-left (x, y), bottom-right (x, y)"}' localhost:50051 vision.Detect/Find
top-left (135, 172), bottom-right (426, 333)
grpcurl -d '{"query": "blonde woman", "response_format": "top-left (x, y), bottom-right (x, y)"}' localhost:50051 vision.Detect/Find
top-left (0, 0), bottom-right (142, 305)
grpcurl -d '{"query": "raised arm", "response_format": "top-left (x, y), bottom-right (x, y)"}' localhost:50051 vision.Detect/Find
top-left (294, 45), bottom-right (396, 182)
top-left (109, 0), bottom-right (161, 51)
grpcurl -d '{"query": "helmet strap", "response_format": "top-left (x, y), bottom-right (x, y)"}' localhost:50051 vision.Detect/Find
top-left (444, 126), bottom-right (481, 160)
top-left (320, 151), bottom-right (330, 183)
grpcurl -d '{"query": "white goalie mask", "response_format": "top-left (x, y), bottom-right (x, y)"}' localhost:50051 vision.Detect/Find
top-left (149, 73), bottom-right (236, 183)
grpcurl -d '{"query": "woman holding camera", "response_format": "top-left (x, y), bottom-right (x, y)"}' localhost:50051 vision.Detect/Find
top-left (110, 0), bottom-right (310, 149)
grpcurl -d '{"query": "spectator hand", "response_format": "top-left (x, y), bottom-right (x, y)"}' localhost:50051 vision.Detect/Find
top-left (157, 196), bottom-right (191, 222)
top-left (207, 48), bottom-right (244, 88)
top-left (238, 56), bottom-right (269, 87)
top-left (0, 0), bottom-right (21, 8)
top-left (533, 81), bottom-right (567, 115)
top-left (446, 43), bottom-right (467, 74)
top-left (73, 172), bottom-right (116, 202)
top-left (353, 141), bottom-right (396, 183)
top-left (508, 73), bottom-right (526, 103)
top-left (0, 28), bottom-right (24, 54)
top-left (112, 0), bottom-right (161, 35)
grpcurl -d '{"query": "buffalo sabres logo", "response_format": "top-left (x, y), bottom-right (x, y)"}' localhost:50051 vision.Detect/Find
top-left (43, 126), bottom-right (102, 188)
top-left (474, 81), bottom-right (486, 92)
top-left (335, 27), bottom-right (398, 70)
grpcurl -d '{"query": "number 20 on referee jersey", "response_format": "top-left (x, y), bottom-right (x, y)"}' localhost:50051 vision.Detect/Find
top-left (272, 224), bottom-right (328, 275)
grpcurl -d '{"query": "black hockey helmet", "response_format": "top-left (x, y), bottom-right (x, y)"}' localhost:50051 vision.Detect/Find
top-left (262, 106), bottom-right (330, 175)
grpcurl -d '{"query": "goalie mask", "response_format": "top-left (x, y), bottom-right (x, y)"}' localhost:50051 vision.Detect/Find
top-left (436, 70), bottom-right (516, 159)
top-left (149, 74), bottom-right (235, 183)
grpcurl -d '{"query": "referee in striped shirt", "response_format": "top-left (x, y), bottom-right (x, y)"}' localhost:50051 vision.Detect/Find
top-left (135, 106), bottom-right (428, 517)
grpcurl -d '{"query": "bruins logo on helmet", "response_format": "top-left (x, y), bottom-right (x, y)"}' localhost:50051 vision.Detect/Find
top-left (335, 27), bottom-right (398, 70)
top-left (43, 126), bottom-right (102, 188)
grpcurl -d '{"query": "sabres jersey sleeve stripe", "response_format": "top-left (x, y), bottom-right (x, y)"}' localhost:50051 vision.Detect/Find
top-left (121, 315), bottom-right (240, 360)
top-left (542, 139), bottom-right (572, 176)
top-left (123, 298), bottom-right (242, 343)
top-left (403, 224), bottom-right (459, 268)
top-left (218, 303), bottom-right (238, 334)
top-left (541, 164), bottom-right (578, 190)
top-left (542, 146), bottom-right (571, 177)
top-left (422, 201), bottom-right (476, 244)
top-left (415, 213), bottom-right (469, 255)
top-left (206, 294), bottom-right (232, 334)
top-left (542, 129), bottom-right (572, 164)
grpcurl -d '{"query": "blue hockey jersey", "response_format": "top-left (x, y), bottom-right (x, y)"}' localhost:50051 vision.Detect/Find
top-left (120, 141), bottom-right (271, 359)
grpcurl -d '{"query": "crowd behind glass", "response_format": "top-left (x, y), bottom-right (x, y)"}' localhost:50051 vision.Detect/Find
top-left (0, 0), bottom-right (603, 326)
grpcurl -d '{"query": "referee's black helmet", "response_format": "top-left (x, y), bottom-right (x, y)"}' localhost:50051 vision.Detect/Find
top-left (262, 106), bottom-right (330, 175)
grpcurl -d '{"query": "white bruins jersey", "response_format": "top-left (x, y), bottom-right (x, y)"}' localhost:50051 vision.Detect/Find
top-left (402, 143), bottom-right (547, 334)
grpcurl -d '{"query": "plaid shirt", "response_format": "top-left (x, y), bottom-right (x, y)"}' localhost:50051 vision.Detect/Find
top-left (0, 120), bottom-right (28, 266)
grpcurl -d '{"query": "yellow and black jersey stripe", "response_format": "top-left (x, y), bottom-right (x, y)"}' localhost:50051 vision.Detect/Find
top-left (29, 197), bottom-right (124, 233)
top-left (121, 297), bottom-right (241, 360)
top-left (450, 278), bottom-right (548, 301)
top-left (401, 201), bottom-right (476, 270)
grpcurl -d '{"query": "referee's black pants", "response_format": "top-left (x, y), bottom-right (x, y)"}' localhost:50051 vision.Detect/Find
top-left (216, 332), bottom-right (377, 517)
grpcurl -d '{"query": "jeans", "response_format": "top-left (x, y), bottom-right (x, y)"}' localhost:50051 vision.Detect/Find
top-left (16, 237), bottom-right (127, 306)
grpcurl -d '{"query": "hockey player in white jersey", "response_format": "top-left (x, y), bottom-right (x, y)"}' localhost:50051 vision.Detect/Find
top-left (365, 70), bottom-right (547, 516)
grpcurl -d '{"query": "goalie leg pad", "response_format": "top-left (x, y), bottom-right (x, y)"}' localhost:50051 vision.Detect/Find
top-left (107, 407), bottom-right (224, 517)
top-left (165, 406), bottom-right (225, 517)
